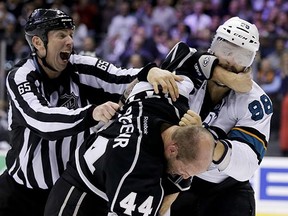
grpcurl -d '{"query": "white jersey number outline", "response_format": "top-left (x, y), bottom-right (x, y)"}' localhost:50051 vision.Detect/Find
top-left (120, 192), bottom-right (153, 216)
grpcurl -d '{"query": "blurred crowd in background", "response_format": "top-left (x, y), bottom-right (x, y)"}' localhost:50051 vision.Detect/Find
top-left (0, 0), bottom-right (288, 156)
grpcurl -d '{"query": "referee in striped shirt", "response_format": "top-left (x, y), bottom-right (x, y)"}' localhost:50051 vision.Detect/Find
top-left (0, 8), bottom-right (182, 215)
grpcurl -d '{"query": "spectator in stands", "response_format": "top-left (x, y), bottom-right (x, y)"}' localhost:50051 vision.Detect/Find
top-left (119, 32), bottom-right (154, 67)
top-left (71, 10), bottom-right (89, 53)
top-left (98, 0), bottom-right (117, 34)
top-left (72, 0), bottom-right (100, 35)
top-left (274, 9), bottom-right (288, 37)
top-left (267, 37), bottom-right (288, 71)
top-left (2, 19), bottom-right (18, 62)
top-left (127, 53), bottom-right (145, 68)
top-left (106, 1), bottom-right (137, 47)
top-left (135, 1), bottom-right (154, 37)
top-left (256, 58), bottom-right (281, 132)
top-left (103, 1), bottom-right (137, 64)
top-left (169, 21), bottom-right (192, 46)
top-left (16, 1), bottom-right (36, 29)
top-left (256, 58), bottom-right (282, 95)
top-left (151, 0), bottom-right (177, 32)
top-left (0, 1), bottom-right (16, 38)
top-left (78, 36), bottom-right (97, 57)
top-left (183, 1), bottom-right (212, 42)
top-left (50, 0), bottom-right (70, 15)
top-left (10, 36), bottom-right (30, 64)
top-left (279, 51), bottom-right (288, 156)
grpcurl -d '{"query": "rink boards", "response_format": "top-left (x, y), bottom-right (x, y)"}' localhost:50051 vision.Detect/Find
top-left (252, 157), bottom-right (288, 216)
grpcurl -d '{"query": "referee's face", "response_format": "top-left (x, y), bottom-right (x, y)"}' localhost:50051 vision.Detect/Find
top-left (43, 28), bottom-right (74, 76)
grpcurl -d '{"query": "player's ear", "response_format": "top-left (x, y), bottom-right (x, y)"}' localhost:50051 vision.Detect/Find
top-left (32, 36), bottom-right (46, 57)
top-left (167, 143), bottom-right (178, 158)
top-left (32, 36), bottom-right (46, 56)
top-left (32, 36), bottom-right (44, 50)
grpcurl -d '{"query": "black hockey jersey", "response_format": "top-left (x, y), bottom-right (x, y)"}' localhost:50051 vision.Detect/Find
top-left (75, 83), bottom-right (192, 215)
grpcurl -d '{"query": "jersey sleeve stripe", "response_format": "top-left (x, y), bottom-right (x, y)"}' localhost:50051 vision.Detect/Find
top-left (228, 127), bottom-right (267, 160)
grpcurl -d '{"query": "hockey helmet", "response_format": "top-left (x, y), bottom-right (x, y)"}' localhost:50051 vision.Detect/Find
top-left (210, 17), bottom-right (259, 67)
top-left (25, 8), bottom-right (75, 51)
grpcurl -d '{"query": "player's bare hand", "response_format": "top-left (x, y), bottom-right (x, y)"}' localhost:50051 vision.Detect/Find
top-left (179, 110), bottom-right (202, 126)
top-left (118, 78), bottom-right (139, 107)
top-left (147, 67), bottom-right (184, 102)
top-left (229, 67), bottom-right (253, 93)
top-left (212, 66), bottom-right (252, 93)
top-left (92, 102), bottom-right (119, 123)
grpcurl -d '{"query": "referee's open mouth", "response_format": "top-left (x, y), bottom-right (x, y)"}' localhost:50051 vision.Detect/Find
top-left (60, 51), bottom-right (71, 61)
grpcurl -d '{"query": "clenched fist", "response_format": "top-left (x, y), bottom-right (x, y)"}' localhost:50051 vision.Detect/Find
top-left (179, 110), bottom-right (202, 126)
top-left (92, 102), bottom-right (120, 123)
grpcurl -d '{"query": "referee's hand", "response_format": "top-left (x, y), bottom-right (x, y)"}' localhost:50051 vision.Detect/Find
top-left (147, 67), bottom-right (183, 102)
top-left (92, 102), bottom-right (119, 123)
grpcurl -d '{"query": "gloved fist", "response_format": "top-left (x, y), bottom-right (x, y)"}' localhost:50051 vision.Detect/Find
top-left (161, 42), bottom-right (219, 81)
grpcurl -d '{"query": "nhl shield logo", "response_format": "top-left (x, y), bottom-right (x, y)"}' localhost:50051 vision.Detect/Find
top-left (59, 92), bottom-right (79, 109)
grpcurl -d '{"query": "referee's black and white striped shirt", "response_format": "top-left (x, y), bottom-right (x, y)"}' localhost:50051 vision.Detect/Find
top-left (5, 54), bottom-right (141, 189)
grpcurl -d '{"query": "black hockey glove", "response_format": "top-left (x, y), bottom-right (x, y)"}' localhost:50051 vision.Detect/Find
top-left (161, 42), bottom-right (219, 80)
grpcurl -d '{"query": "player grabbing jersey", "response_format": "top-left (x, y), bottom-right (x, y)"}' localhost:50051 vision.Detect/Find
top-left (160, 17), bottom-right (273, 216)
top-left (44, 67), bottom-right (217, 216)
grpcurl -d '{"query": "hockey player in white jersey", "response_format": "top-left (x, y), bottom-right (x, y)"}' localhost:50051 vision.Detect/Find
top-left (160, 17), bottom-right (273, 216)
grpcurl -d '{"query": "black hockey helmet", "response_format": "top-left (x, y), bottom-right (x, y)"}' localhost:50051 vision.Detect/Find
top-left (25, 8), bottom-right (75, 51)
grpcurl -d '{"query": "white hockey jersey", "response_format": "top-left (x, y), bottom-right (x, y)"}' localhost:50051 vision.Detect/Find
top-left (190, 81), bottom-right (272, 182)
top-left (161, 41), bottom-right (273, 183)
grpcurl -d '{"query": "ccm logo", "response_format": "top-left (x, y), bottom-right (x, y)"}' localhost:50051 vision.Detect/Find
top-left (233, 33), bottom-right (248, 40)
